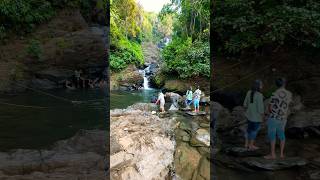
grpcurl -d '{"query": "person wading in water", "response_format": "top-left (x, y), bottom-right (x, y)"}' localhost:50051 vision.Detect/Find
top-left (243, 80), bottom-right (264, 150)
top-left (156, 89), bottom-right (166, 112)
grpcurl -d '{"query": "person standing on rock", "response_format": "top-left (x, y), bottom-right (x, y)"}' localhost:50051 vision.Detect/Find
top-left (243, 80), bottom-right (264, 150)
top-left (193, 86), bottom-right (202, 112)
top-left (265, 78), bottom-right (292, 159)
top-left (185, 86), bottom-right (193, 108)
top-left (156, 89), bottom-right (165, 112)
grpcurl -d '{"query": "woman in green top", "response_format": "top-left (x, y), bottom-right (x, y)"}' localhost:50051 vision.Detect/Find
top-left (185, 87), bottom-right (193, 108)
top-left (243, 80), bottom-right (264, 150)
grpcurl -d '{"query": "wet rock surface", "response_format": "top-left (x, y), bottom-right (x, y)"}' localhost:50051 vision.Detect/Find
top-left (243, 157), bottom-right (307, 170)
top-left (0, 130), bottom-right (106, 180)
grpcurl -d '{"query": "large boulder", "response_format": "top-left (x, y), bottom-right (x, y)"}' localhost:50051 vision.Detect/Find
top-left (174, 143), bottom-right (202, 180)
top-left (287, 109), bottom-right (320, 138)
top-left (110, 105), bottom-right (175, 180)
top-left (190, 129), bottom-right (210, 147)
top-left (212, 101), bottom-right (233, 130)
top-left (110, 65), bottom-right (144, 91)
top-left (0, 130), bottom-right (106, 179)
top-left (193, 157), bottom-right (210, 180)
top-left (35, 68), bottom-right (73, 83)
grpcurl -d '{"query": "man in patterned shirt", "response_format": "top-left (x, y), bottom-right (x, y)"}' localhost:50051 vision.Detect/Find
top-left (265, 78), bottom-right (292, 159)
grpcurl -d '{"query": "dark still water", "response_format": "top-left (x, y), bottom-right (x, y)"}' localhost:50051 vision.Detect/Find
top-left (0, 88), bottom-right (107, 151)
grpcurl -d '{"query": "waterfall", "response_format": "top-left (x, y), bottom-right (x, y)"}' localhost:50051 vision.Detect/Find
top-left (143, 66), bottom-right (150, 90)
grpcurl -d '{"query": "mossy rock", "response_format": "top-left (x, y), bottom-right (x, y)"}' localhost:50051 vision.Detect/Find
top-left (150, 72), bottom-right (165, 88)
top-left (164, 79), bottom-right (189, 93)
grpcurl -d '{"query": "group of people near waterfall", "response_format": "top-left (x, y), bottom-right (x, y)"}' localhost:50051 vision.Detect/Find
top-left (65, 69), bottom-right (107, 90)
top-left (243, 77), bottom-right (292, 159)
top-left (154, 85), bottom-right (203, 113)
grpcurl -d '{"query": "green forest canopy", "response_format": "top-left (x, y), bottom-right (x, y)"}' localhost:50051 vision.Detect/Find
top-left (110, 0), bottom-right (158, 71)
top-left (212, 0), bottom-right (320, 56)
top-left (110, 0), bottom-right (210, 79)
top-left (160, 0), bottom-right (210, 78)
top-left (0, 0), bottom-right (100, 42)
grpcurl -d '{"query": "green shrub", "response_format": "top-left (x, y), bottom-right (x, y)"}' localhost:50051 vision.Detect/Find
top-left (0, 0), bottom-right (94, 42)
top-left (162, 37), bottom-right (210, 78)
top-left (0, 0), bottom-right (54, 35)
top-left (26, 39), bottom-right (43, 59)
top-left (213, 0), bottom-right (320, 55)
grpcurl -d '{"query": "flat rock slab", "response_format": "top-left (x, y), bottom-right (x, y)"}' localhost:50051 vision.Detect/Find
top-left (181, 107), bottom-right (192, 111)
top-left (224, 147), bottom-right (265, 157)
top-left (243, 157), bottom-right (307, 170)
top-left (186, 111), bottom-right (206, 116)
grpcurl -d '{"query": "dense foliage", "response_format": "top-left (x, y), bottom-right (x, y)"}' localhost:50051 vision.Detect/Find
top-left (0, 0), bottom-right (98, 42)
top-left (162, 37), bottom-right (210, 78)
top-left (160, 0), bottom-right (210, 78)
top-left (0, 0), bottom-right (54, 39)
top-left (110, 0), bottom-right (156, 71)
top-left (212, 0), bottom-right (320, 55)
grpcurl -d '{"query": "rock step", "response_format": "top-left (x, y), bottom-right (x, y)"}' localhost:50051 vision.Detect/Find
top-left (243, 157), bottom-right (307, 170)
top-left (223, 147), bottom-right (266, 157)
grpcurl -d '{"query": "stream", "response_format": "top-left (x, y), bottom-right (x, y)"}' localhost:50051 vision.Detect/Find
top-left (0, 88), bottom-right (107, 151)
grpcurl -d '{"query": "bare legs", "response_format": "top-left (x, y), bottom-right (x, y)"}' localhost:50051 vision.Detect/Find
top-left (265, 140), bottom-right (286, 159)
top-left (245, 139), bottom-right (259, 150)
top-left (264, 141), bottom-right (276, 159)
top-left (280, 140), bottom-right (285, 158)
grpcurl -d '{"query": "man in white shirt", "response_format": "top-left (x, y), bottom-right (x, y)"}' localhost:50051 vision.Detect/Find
top-left (265, 78), bottom-right (292, 159)
top-left (156, 90), bottom-right (165, 112)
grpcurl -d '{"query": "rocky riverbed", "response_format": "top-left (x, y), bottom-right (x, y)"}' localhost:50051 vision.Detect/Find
top-left (212, 97), bottom-right (320, 180)
top-left (0, 130), bottom-right (107, 180)
top-left (110, 103), bottom-right (211, 180)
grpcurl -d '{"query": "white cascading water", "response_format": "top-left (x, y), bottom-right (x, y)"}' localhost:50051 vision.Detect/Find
top-left (143, 66), bottom-right (150, 89)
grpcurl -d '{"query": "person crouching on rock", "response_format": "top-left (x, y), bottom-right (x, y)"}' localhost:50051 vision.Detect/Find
top-left (155, 89), bottom-right (165, 112)
top-left (243, 80), bottom-right (264, 150)
top-left (185, 86), bottom-right (193, 109)
top-left (166, 92), bottom-right (182, 110)
top-left (193, 86), bottom-right (202, 113)
top-left (264, 78), bottom-right (292, 159)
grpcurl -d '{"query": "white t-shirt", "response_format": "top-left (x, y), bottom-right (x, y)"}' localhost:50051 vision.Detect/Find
top-left (194, 89), bottom-right (202, 100)
top-left (269, 88), bottom-right (292, 121)
top-left (158, 92), bottom-right (165, 104)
